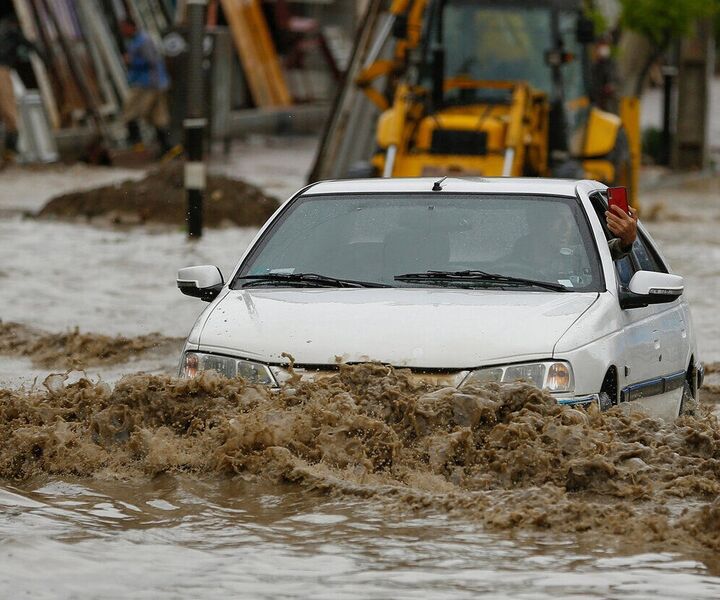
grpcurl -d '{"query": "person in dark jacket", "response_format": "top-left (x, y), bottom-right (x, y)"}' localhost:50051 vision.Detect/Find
top-left (119, 19), bottom-right (172, 156)
top-left (0, 16), bottom-right (38, 164)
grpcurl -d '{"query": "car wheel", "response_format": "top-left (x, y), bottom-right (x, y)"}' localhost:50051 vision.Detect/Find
top-left (598, 391), bottom-right (613, 412)
top-left (678, 381), bottom-right (698, 417)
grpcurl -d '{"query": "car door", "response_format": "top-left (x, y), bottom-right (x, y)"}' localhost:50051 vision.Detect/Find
top-left (589, 193), bottom-right (686, 417)
top-left (613, 253), bottom-right (665, 395)
top-left (631, 230), bottom-right (688, 385)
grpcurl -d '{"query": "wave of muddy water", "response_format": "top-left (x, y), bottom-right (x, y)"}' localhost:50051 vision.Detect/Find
top-left (0, 321), bottom-right (182, 369)
top-left (2, 365), bottom-right (720, 598)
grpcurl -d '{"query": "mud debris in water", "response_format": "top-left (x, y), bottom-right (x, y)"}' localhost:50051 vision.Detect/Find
top-left (1, 364), bottom-right (720, 554)
top-left (35, 162), bottom-right (279, 228)
top-left (706, 363), bottom-right (720, 375)
top-left (0, 321), bottom-right (182, 369)
top-left (702, 363), bottom-right (720, 405)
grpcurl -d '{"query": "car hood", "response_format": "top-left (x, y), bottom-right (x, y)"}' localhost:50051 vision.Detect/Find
top-left (197, 288), bottom-right (598, 369)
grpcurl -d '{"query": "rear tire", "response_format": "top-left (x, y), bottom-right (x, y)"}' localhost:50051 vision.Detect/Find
top-left (678, 381), bottom-right (698, 417)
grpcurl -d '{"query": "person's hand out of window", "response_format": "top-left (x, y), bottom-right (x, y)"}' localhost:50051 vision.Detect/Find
top-left (606, 204), bottom-right (637, 250)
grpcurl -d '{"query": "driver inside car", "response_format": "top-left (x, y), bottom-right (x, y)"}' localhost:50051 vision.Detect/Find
top-left (506, 202), bottom-right (638, 286)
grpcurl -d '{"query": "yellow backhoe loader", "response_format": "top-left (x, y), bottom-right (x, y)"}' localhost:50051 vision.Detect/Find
top-left (309, 0), bottom-right (640, 206)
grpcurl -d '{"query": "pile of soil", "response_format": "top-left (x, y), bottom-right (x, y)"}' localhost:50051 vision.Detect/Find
top-left (36, 163), bottom-right (280, 228)
top-left (0, 321), bottom-right (182, 369)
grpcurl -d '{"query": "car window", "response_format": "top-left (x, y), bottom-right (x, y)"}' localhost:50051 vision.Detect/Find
top-left (234, 193), bottom-right (603, 291)
top-left (632, 234), bottom-right (667, 273)
top-left (614, 255), bottom-right (634, 287)
top-left (589, 191), bottom-right (668, 284)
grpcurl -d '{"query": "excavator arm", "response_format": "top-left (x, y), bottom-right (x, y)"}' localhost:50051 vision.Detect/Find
top-left (354, 0), bottom-right (428, 111)
top-left (308, 0), bottom-right (431, 181)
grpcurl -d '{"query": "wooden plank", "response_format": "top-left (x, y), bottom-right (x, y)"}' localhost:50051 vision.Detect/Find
top-left (219, 0), bottom-right (290, 107)
top-left (244, 0), bottom-right (291, 106)
top-left (38, 0), bottom-right (114, 144)
top-left (30, 0), bottom-right (87, 121)
top-left (220, 0), bottom-right (272, 106)
top-left (78, 0), bottom-right (129, 102)
top-left (75, 0), bottom-right (119, 113)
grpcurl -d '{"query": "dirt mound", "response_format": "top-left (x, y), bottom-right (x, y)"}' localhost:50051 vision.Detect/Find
top-left (2, 364), bottom-right (720, 554)
top-left (36, 163), bottom-right (280, 228)
top-left (0, 321), bottom-right (182, 369)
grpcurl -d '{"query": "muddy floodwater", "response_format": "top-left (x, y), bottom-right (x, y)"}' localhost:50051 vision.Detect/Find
top-left (1, 151), bottom-right (720, 597)
top-left (3, 481), bottom-right (719, 600)
top-left (2, 368), bottom-right (720, 599)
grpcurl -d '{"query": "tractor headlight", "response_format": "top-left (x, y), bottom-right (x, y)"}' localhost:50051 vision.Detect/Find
top-left (461, 361), bottom-right (574, 393)
top-left (179, 352), bottom-right (276, 386)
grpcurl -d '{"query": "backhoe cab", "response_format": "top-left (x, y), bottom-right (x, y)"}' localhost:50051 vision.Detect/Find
top-left (310, 0), bottom-right (640, 205)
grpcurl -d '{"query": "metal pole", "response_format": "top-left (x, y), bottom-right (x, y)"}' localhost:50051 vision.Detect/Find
top-left (185, 0), bottom-right (207, 239)
top-left (660, 65), bottom-right (676, 167)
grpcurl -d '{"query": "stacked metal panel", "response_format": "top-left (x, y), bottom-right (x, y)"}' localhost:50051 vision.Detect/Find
top-left (10, 0), bottom-right (174, 133)
top-left (13, 0), bottom-right (136, 128)
top-left (8, 0), bottom-right (337, 146)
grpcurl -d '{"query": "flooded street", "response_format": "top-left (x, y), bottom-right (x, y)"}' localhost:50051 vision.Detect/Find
top-left (2, 368), bottom-right (720, 599)
top-left (3, 479), bottom-right (720, 599)
top-left (1, 137), bottom-right (720, 598)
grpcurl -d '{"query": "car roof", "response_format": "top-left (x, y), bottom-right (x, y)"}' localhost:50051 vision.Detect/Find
top-left (303, 177), bottom-right (606, 198)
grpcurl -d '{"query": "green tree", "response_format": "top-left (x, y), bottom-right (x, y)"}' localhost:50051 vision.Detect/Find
top-left (619, 0), bottom-right (717, 95)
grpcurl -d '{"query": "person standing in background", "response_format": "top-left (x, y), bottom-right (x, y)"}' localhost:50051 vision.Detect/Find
top-left (120, 19), bottom-right (173, 158)
top-left (0, 15), bottom-right (38, 165)
top-left (591, 33), bottom-right (619, 113)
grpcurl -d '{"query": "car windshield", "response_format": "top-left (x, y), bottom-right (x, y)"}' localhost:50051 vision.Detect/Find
top-left (440, 2), bottom-right (586, 103)
top-left (233, 193), bottom-right (602, 292)
top-left (443, 4), bottom-right (553, 92)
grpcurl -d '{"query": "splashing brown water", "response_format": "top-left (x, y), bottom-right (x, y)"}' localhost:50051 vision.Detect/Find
top-left (0, 321), bottom-right (182, 369)
top-left (2, 364), bottom-right (719, 555)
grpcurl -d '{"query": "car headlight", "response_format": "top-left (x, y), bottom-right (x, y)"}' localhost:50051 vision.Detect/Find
top-left (179, 352), bottom-right (276, 385)
top-left (461, 361), bottom-right (574, 393)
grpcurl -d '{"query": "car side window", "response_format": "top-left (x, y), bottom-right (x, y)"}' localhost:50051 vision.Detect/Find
top-left (589, 191), bottom-right (670, 288)
top-left (614, 255), bottom-right (634, 287)
top-left (589, 191), bottom-right (636, 287)
top-left (632, 234), bottom-right (667, 273)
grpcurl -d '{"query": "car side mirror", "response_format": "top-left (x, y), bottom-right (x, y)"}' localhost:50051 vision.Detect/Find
top-left (619, 271), bottom-right (683, 309)
top-left (177, 265), bottom-right (224, 302)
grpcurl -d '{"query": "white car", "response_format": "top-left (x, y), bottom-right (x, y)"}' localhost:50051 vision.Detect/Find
top-left (177, 178), bottom-right (703, 420)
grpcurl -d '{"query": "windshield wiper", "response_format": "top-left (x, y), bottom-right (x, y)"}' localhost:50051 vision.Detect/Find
top-left (238, 273), bottom-right (391, 288)
top-left (394, 270), bottom-right (568, 292)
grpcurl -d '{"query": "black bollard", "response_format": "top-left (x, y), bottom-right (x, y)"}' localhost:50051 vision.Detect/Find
top-left (185, 0), bottom-right (207, 239)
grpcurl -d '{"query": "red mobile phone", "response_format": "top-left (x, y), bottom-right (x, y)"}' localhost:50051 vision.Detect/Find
top-left (607, 187), bottom-right (629, 214)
